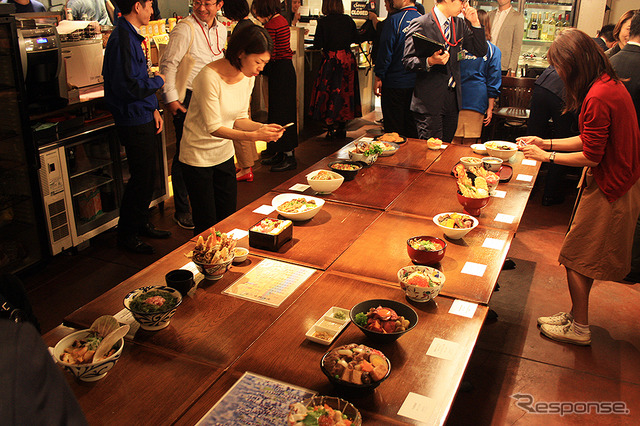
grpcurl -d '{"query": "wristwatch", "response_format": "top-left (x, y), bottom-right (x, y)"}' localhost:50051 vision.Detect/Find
top-left (549, 151), bottom-right (556, 164)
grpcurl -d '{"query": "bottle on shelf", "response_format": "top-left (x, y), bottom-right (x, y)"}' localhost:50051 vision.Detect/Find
top-left (555, 14), bottom-right (563, 37)
top-left (523, 10), bottom-right (529, 39)
top-left (563, 12), bottom-right (571, 28)
top-left (547, 13), bottom-right (556, 41)
top-left (527, 12), bottom-right (540, 40)
top-left (541, 12), bottom-right (550, 41)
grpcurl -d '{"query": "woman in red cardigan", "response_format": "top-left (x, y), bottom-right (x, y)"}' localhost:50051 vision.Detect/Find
top-left (518, 28), bottom-right (640, 346)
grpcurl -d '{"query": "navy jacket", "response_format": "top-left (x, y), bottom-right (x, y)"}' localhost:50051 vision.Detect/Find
top-left (103, 17), bottom-right (164, 126)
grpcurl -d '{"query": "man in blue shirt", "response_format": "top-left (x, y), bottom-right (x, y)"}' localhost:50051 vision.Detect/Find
top-left (374, 0), bottom-right (421, 138)
top-left (103, 0), bottom-right (170, 254)
top-left (5, 0), bottom-right (46, 13)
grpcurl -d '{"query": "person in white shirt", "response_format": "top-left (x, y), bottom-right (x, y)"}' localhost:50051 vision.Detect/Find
top-left (159, 0), bottom-right (227, 230)
top-left (488, 0), bottom-right (523, 75)
top-left (180, 25), bottom-right (285, 235)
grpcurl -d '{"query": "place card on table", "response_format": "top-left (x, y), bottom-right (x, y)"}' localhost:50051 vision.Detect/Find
top-left (223, 258), bottom-right (315, 307)
top-left (440, 144), bottom-right (448, 149)
top-left (521, 159), bottom-right (537, 166)
top-left (196, 372), bottom-right (315, 426)
top-left (253, 205), bottom-right (275, 215)
top-left (227, 228), bottom-right (249, 240)
top-left (494, 213), bottom-right (515, 224)
top-left (426, 337), bottom-right (461, 360)
top-left (113, 308), bottom-right (140, 338)
top-left (461, 262), bottom-right (487, 277)
top-left (491, 190), bottom-right (506, 198)
top-left (359, 137), bottom-right (374, 142)
top-left (482, 237), bottom-right (506, 250)
top-left (398, 392), bottom-right (435, 422)
top-left (516, 174), bottom-right (533, 182)
top-left (289, 183), bottom-right (310, 192)
top-left (449, 299), bottom-right (478, 318)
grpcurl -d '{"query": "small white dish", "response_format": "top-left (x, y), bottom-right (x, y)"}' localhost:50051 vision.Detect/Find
top-left (471, 144), bottom-right (487, 155)
top-left (305, 306), bottom-right (350, 345)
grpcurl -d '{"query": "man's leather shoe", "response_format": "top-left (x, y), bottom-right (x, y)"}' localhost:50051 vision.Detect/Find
top-left (261, 152), bottom-right (284, 166)
top-left (270, 156), bottom-right (297, 172)
top-left (118, 235), bottom-right (155, 254)
top-left (139, 223), bottom-right (171, 239)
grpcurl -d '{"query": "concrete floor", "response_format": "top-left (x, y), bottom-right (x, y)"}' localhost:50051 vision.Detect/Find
top-left (22, 111), bottom-right (640, 425)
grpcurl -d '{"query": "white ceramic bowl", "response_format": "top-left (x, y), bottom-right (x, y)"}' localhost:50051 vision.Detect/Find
top-left (470, 143), bottom-right (487, 155)
top-left (123, 285), bottom-right (182, 330)
top-left (484, 141), bottom-right (518, 161)
top-left (397, 265), bottom-right (445, 303)
top-left (348, 150), bottom-right (378, 165)
top-left (53, 329), bottom-right (124, 381)
top-left (482, 156), bottom-right (503, 172)
top-left (460, 156), bottom-right (483, 170)
top-left (193, 253), bottom-right (235, 280)
top-left (272, 193), bottom-right (325, 221)
top-left (306, 169), bottom-right (344, 194)
top-left (433, 212), bottom-right (479, 239)
top-left (232, 247), bottom-right (249, 263)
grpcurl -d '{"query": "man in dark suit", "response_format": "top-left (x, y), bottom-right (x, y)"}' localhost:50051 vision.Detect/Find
top-left (592, 24), bottom-right (616, 51)
top-left (403, 0), bottom-right (486, 142)
top-left (610, 10), bottom-right (640, 283)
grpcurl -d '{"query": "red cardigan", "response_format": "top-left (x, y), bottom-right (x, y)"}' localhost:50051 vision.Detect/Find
top-left (580, 75), bottom-right (640, 202)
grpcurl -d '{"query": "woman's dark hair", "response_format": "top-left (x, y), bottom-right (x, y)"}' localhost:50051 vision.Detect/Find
top-left (115, 0), bottom-right (148, 15)
top-left (252, 0), bottom-right (280, 18)
top-left (477, 9), bottom-right (491, 41)
top-left (322, 0), bottom-right (343, 15)
top-left (222, 0), bottom-right (250, 21)
top-left (225, 25), bottom-right (274, 70)
top-left (629, 10), bottom-right (640, 39)
top-left (613, 10), bottom-right (634, 42)
top-left (547, 28), bottom-right (619, 112)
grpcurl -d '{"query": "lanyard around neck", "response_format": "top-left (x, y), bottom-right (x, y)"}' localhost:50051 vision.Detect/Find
top-left (193, 15), bottom-right (222, 56)
top-left (433, 7), bottom-right (461, 47)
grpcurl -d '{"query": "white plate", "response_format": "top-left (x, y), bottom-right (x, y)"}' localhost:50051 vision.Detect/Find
top-left (272, 193), bottom-right (325, 221)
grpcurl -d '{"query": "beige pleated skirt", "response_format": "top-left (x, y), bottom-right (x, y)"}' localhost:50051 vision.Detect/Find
top-left (559, 170), bottom-right (640, 281)
top-left (454, 110), bottom-right (484, 138)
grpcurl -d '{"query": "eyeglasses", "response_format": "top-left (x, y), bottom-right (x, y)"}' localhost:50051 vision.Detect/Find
top-left (192, 0), bottom-right (217, 8)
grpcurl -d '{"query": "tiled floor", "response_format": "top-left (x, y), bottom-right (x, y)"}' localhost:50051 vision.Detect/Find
top-left (22, 111), bottom-right (640, 425)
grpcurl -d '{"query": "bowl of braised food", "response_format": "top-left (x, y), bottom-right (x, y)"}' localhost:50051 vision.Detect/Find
top-left (272, 193), bottom-right (325, 221)
top-left (288, 395), bottom-right (362, 426)
top-left (321, 343), bottom-right (391, 390)
top-left (407, 235), bottom-right (446, 265)
top-left (350, 299), bottom-right (418, 343)
top-left (306, 169), bottom-right (344, 194)
top-left (188, 231), bottom-right (236, 280)
top-left (53, 315), bottom-right (126, 381)
top-left (433, 212), bottom-right (479, 240)
top-left (397, 265), bottom-right (445, 303)
top-left (124, 285), bottom-right (182, 330)
top-left (328, 161), bottom-right (362, 181)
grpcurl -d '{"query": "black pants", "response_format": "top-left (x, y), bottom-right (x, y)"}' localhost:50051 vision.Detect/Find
top-left (116, 120), bottom-right (159, 237)
top-left (381, 86), bottom-right (417, 138)
top-left (171, 90), bottom-right (192, 214)
top-left (182, 157), bottom-right (237, 235)
top-left (414, 87), bottom-right (458, 142)
top-left (263, 59), bottom-right (298, 153)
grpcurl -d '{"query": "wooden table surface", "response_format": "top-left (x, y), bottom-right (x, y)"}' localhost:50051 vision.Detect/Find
top-left (272, 157), bottom-right (423, 210)
top-left (174, 272), bottom-right (488, 426)
top-left (332, 137), bottom-right (442, 170)
top-left (389, 172), bottom-right (534, 232)
top-left (426, 144), bottom-right (541, 187)
top-left (329, 212), bottom-right (513, 304)
top-left (212, 192), bottom-right (382, 270)
top-left (43, 326), bottom-right (222, 426)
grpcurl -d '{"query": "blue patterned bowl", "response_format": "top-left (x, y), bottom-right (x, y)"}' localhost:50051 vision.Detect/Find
top-left (53, 329), bottom-right (124, 382)
top-left (123, 285), bottom-right (182, 331)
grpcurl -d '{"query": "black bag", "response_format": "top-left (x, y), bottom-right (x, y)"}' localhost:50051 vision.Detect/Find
top-left (0, 274), bottom-right (40, 332)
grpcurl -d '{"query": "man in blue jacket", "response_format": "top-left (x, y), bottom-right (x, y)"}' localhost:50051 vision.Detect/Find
top-left (103, 0), bottom-right (170, 254)
top-left (374, 0), bottom-right (421, 138)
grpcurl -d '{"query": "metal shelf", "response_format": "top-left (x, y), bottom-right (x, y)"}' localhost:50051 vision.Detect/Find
top-left (69, 158), bottom-right (113, 179)
top-left (70, 174), bottom-right (113, 198)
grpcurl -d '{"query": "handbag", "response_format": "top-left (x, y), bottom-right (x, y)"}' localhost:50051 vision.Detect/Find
top-left (175, 20), bottom-right (196, 103)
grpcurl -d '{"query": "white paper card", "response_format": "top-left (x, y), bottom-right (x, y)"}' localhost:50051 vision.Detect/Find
top-left (113, 308), bottom-right (140, 338)
top-left (289, 183), bottom-right (310, 192)
top-left (440, 144), bottom-right (448, 149)
top-left (495, 213), bottom-right (515, 224)
top-left (398, 392), bottom-right (435, 422)
top-left (482, 237), bottom-right (506, 250)
top-left (426, 337), bottom-right (460, 360)
top-left (449, 299), bottom-right (478, 318)
top-left (461, 262), bottom-right (487, 277)
top-left (491, 190), bottom-right (506, 198)
top-left (253, 205), bottom-right (275, 215)
top-left (227, 228), bottom-right (249, 240)
top-left (359, 137), bottom-right (374, 142)
top-left (521, 159), bottom-right (537, 166)
top-left (516, 174), bottom-right (533, 182)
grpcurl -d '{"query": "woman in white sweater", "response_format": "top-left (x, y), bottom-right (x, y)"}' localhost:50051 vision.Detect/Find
top-left (181, 25), bottom-right (284, 234)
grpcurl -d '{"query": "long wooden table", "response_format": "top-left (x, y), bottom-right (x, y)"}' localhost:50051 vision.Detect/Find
top-left (45, 138), bottom-right (540, 425)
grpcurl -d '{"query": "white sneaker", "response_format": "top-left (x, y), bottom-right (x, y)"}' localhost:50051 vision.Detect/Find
top-left (537, 311), bottom-right (573, 326)
top-left (540, 322), bottom-right (591, 346)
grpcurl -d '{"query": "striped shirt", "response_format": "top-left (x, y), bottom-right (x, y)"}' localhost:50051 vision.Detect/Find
top-left (264, 14), bottom-right (293, 60)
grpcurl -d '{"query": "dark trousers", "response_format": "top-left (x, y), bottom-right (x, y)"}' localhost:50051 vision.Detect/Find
top-left (263, 59), bottom-right (298, 153)
top-left (116, 120), bottom-right (159, 237)
top-left (381, 86), bottom-right (418, 138)
top-left (414, 87), bottom-right (458, 142)
top-left (182, 157), bottom-right (237, 235)
top-left (171, 90), bottom-right (192, 214)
